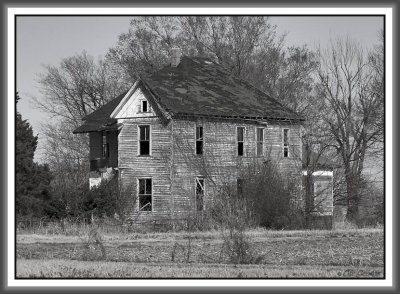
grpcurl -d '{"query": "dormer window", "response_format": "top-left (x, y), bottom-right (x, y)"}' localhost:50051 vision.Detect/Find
top-left (141, 100), bottom-right (148, 112)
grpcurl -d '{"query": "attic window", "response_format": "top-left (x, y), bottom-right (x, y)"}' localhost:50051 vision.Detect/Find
top-left (141, 100), bottom-right (148, 112)
top-left (237, 127), bottom-right (244, 156)
top-left (204, 61), bottom-right (213, 65)
top-left (283, 128), bottom-right (290, 157)
top-left (196, 126), bottom-right (203, 155)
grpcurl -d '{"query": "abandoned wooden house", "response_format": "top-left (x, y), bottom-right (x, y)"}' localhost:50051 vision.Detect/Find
top-left (73, 49), bottom-right (333, 223)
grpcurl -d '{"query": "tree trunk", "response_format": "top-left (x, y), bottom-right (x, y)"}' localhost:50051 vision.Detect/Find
top-left (345, 172), bottom-right (360, 224)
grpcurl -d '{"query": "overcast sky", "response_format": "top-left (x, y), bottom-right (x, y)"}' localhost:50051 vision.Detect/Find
top-left (15, 15), bottom-right (383, 160)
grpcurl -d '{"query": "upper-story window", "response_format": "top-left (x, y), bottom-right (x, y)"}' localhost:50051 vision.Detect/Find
top-left (196, 126), bottom-right (203, 155)
top-left (256, 128), bottom-right (264, 156)
top-left (139, 125), bottom-right (150, 155)
top-left (237, 127), bottom-right (244, 156)
top-left (102, 133), bottom-right (109, 158)
top-left (141, 100), bottom-right (148, 112)
top-left (283, 128), bottom-right (290, 157)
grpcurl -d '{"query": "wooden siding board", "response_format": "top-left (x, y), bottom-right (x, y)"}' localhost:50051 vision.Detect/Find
top-left (118, 117), bottom-right (172, 217)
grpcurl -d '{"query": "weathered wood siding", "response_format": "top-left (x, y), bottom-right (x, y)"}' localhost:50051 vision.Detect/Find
top-left (116, 115), bottom-right (302, 220)
top-left (170, 119), bottom-right (303, 215)
top-left (118, 117), bottom-right (173, 220)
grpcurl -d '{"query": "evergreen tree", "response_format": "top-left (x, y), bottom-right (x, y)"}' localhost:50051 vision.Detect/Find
top-left (15, 92), bottom-right (52, 218)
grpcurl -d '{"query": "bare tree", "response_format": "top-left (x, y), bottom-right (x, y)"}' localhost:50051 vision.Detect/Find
top-left (36, 51), bottom-right (125, 125)
top-left (316, 37), bottom-right (384, 223)
top-left (106, 16), bottom-right (285, 87)
top-left (34, 52), bottom-right (126, 215)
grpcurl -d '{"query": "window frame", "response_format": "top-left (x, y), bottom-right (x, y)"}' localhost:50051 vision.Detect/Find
top-left (256, 127), bottom-right (264, 157)
top-left (236, 126), bottom-right (245, 156)
top-left (137, 124), bottom-right (151, 156)
top-left (138, 178), bottom-right (152, 212)
top-left (195, 176), bottom-right (205, 211)
top-left (195, 125), bottom-right (204, 155)
top-left (283, 128), bottom-right (290, 158)
top-left (141, 100), bottom-right (149, 113)
top-left (102, 133), bottom-right (109, 158)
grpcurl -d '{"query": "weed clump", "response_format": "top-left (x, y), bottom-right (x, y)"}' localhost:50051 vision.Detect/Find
top-left (77, 226), bottom-right (107, 261)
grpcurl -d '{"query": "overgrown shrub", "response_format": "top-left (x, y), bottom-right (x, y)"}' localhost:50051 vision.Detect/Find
top-left (83, 172), bottom-right (136, 221)
top-left (210, 185), bottom-right (264, 264)
top-left (239, 160), bottom-right (304, 229)
top-left (77, 226), bottom-right (107, 261)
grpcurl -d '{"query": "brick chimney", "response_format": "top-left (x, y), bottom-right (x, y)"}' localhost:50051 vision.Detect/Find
top-left (170, 47), bottom-right (182, 67)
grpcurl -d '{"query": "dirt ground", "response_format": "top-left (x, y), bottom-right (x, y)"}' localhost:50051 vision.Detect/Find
top-left (16, 228), bottom-right (384, 278)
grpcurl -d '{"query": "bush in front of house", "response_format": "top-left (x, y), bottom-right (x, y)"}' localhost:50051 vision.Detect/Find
top-left (82, 172), bottom-right (136, 222)
top-left (238, 160), bottom-right (305, 230)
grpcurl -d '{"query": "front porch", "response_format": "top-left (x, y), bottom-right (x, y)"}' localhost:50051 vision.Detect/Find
top-left (89, 130), bottom-right (119, 188)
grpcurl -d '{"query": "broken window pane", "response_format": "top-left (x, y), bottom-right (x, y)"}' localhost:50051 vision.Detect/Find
top-left (139, 178), bottom-right (152, 211)
top-left (196, 177), bottom-right (204, 211)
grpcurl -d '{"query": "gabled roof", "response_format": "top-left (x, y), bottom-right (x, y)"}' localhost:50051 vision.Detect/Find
top-left (143, 57), bottom-right (303, 121)
top-left (73, 56), bottom-right (304, 134)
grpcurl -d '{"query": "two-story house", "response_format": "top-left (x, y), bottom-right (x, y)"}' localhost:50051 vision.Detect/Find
top-left (73, 50), bottom-right (306, 222)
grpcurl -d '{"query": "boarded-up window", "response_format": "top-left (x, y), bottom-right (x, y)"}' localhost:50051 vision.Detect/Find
top-left (139, 125), bottom-right (150, 155)
top-left (256, 128), bottom-right (264, 156)
top-left (138, 178), bottom-right (152, 211)
top-left (196, 126), bottom-right (203, 155)
top-left (102, 134), bottom-right (109, 158)
top-left (237, 179), bottom-right (243, 197)
top-left (237, 127), bottom-right (244, 156)
top-left (283, 128), bottom-right (290, 157)
top-left (195, 177), bottom-right (204, 211)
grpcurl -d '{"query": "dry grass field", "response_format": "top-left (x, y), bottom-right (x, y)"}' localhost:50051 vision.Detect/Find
top-left (16, 225), bottom-right (384, 279)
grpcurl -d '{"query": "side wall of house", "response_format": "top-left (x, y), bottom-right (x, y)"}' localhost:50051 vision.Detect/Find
top-left (116, 115), bottom-right (302, 221)
top-left (171, 118), bottom-right (303, 214)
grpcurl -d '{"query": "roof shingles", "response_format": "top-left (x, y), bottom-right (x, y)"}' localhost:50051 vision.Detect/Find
top-left (73, 56), bottom-right (303, 134)
top-left (144, 57), bottom-right (303, 120)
